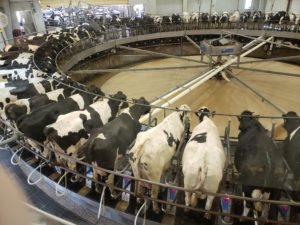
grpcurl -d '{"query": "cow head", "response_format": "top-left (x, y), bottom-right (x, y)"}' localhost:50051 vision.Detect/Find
top-left (177, 104), bottom-right (191, 123)
top-left (110, 91), bottom-right (128, 109)
top-left (237, 110), bottom-right (258, 132)
top-left (195, 106), bottom-right (210, 122)
top-left (282, 111), bottom-right (300, 135)
top-left (129, 97), bottom-right (151, 120)
top-left (5, 102), bottom-right (28, 122)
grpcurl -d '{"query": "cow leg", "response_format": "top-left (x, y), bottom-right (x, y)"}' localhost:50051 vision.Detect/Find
top-left (151, 184), bottom-right (160, 213)
top-left (184, 191), bottom-right (192, 212)
top-left (107, 153), bottom-right (124, 197)
top-left (204, 195), bottom-right (215, 219)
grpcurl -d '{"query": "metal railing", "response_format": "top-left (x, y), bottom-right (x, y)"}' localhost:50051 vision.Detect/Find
top-left (1, 117), bottom-right (299, 225)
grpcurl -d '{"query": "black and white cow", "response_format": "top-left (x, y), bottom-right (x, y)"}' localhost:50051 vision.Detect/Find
top-left (282, 111), bottom-right (300, 222)
top-left (43, 91), bottom-right (129, 173)
top-left (270, 11), bottom-right (289, 24)
top-left (171, 13), bottom-right (182, 25)
top-left (17, 89), bottom-right (103, 143)
top-left (129, 104), bottom-right (191, 213)
top-left (162, 16), bottom-right (172, 24)
top-left (0, 52), bottom-right (33, 67)
top-left (241, 11), bottom-right (251, 23)
top-left (182, 107), bottom-right (225, 219)
top-left (77, 97), bottom-right (150, 194)
top-left (219, 12), bottom-right (230, 23)
top-left (235, 111), bottom-right (285, 220)
top-left (282, 111), bottom-right (300, 180)
top-left (252, 11), bottom-right (263, 22)
top-left (211, 12), bottom-right (219, 24)
top-left (4, 87), bottom-right (76, 122)
top-left (0, 77), bottom-right (67, 111)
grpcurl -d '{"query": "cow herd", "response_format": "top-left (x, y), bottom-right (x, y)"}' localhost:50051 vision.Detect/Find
top-left (0, 23), bottom-right (300, 223)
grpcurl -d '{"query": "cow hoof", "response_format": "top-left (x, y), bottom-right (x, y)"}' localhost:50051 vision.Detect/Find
top-left (204, 213), bottom-right (211, 220)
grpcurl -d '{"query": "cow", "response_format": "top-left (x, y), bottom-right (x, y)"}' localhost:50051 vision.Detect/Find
top-left (4, 87), bottom-right (77, 122)
top-left (282, 111), bottom-right (300, 222)
top-left (241, 11), bottom-right (251, 22)
top-left (182, 12), bottom-right (190, 23)
top-left (77, 97), bottom-right (150, 194)
top-left (229, 11), bottom-right (240, 23)
top-left (171, 13), bottom-right (182, 25)
top-left (43, 91), bottom-right (129, 175)
top-left (0, 77), bottom-right (67, 112)
top-left (252, 11), bottom-right (263, 22)
top-left (0, 52), bottom-right (33, 67)
top-left (162, 16), bottom-right (172, 25)
top-left (235, 111), bottom-right (285, 220)
top-left (219, 12), bottom-right (229, 23)
top-left (211, 12), bottom-right (219, 24)
top-left (17, 89), bottom-right (104, 143)
top-left (270, 11), bottom-right (289, 24)
top-left (129, 104), bottom-right (191, 213)
top-left (182, 107), bottom-right (225, 219)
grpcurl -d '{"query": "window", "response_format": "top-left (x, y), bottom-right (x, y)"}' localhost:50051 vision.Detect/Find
top-left (245, 0), bottom-right (252, 10)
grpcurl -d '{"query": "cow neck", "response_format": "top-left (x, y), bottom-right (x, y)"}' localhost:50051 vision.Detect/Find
top-left (290, 126), bottom-right (300, 141)
top-left (108, 98), bottom-right (120, 117)
top-left (126, 105), bottom-right (146, 121)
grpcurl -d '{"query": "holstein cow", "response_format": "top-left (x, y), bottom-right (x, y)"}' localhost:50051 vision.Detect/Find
top-left (43, 91), bottom-right (129, 176)
top-left (211, 12), bottom-right (219, 24)
top-left (17, 89), bottom-right (103, 143)
top-left (0, 77), bottom-right (69, 112)
top-left (282, 111), bottom-right (300, 179)
top-left (5, 87), bottom-right (77, 122)
top-left (129, 104), bottom-right (191, 213)
top-left (235, 111), bottom-right (285, 220)
top-left (282, 111), bottom-right (300, 222)
top-left (77, 97), bottom-right (150, 194)
top-left (219, 12), bottom-right (230, 23)
top-left (182, 107), bottom-right (225, 219)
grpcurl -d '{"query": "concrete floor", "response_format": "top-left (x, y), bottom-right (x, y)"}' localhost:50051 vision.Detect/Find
top-left (86, 56), bottom-right (300, 139)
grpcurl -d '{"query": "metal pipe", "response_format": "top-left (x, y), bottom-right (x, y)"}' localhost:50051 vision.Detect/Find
top-left (18, 139), bottom-right (300, 207)
top-left (140, 37), bottom-right (273, 123)
top-left (184, 35), bottom-right (201, 50)
top-left (231, 75), bottom-right (286, 113)
top-left (222, 30), bottom-right (300, 50)
top-left (0, 131), bottom-right (20, 147)
top-left (117, 45), bottom-right (204, 64)
top-left (68, 65), bottom-right (207, 75)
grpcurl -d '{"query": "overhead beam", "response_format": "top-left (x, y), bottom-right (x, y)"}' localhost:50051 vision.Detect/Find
top-left (239, 55), bottom-right (300, 64)
top-left (222, 30), bottom-right (300, 51)
top-left (117, 45), bottom-right (203, 64)
top-left (68, 65), bottom-right (208, 75)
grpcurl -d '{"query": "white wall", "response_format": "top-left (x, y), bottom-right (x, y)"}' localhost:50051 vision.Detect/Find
top-left (156, 0), bottom-right (182, 15)
top-left (129, 0), bottom-right (269, 15)
top-left (290, 0), bottom-right (300, 13)
top-left (186, 0), bottom-right (212, 13)
top-left (265, 0), bottom-right (288, 12)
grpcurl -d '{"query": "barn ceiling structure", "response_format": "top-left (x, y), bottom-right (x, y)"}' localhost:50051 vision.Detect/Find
top-left (0, 0), bottom-right (300, 225)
